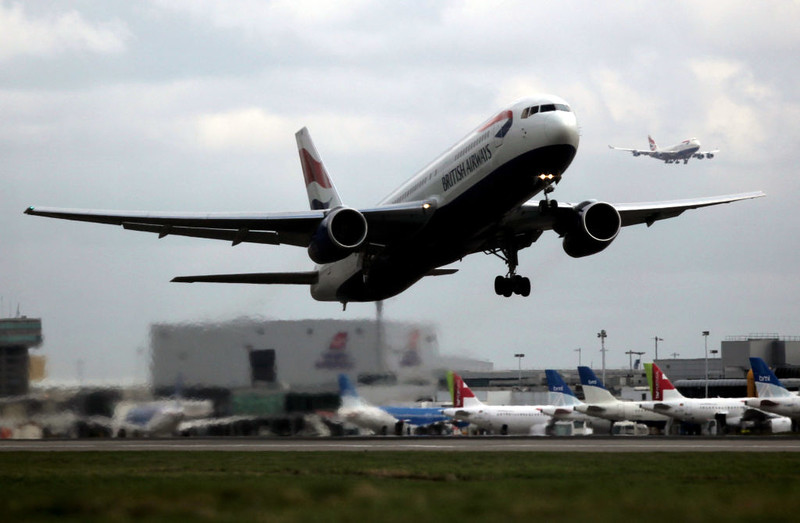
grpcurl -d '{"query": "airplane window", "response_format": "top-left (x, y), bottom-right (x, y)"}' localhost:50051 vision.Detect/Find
top-left (539, 104), bottom-right (556, 113)
top-left (522, 107), bottom-right (529, 119)
top-left (529, 106), bottom-right (539, 115)
top-left (555, 104), bottom-right (571, 112)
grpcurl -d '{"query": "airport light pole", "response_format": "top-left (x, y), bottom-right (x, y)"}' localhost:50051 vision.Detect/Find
top-left (597, 330), bottom-right (607, 384)
top-left (703, 331), bottom-right (710, 398)
top-left (654, 336), bottom-right (663, 361)
top-left (514, 353), bottom-right (525, 386)
top-left (575, 347), bottom-right (582, 367)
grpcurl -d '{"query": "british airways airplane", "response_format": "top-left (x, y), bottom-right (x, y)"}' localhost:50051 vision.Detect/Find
top-left (609, 135), bottom-right (718, 164)
top-left (26, 94), bottom-right (761, 306)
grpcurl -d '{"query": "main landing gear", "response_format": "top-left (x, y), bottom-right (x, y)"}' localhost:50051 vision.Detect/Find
top-left (490, 240), bottom-right (531, 298)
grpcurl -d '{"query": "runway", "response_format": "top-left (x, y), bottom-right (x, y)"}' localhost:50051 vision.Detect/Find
top-left (3, 436), bottom-right (800, 452)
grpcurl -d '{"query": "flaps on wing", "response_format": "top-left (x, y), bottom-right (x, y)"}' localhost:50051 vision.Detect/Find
top-left (122, 223), bottom-right (280, 246)
top-left (25, 199), bottom-right (437, 249)
top-left (424, 268), bottom-right (459, 277)
top-left (172, 272), bottom-right (319, 285)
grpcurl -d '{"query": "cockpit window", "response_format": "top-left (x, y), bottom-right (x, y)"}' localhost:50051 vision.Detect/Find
top-left (521, 103), bottom-right (569, 118)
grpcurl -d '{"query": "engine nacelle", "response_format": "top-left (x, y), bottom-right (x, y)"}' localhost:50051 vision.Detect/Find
top-left (707, 152), bottom-right (714, 159)
top-left (307, 207), bottom-right (368, 264)
top-left (560, 201), bottom-right (621, 258)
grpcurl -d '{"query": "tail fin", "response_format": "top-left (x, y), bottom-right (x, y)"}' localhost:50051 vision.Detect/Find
top-left (650, 363), bottom-right (682, 401)
top-left (296, 127), bottom-right (343, 210)
top-left (577, 366), bottom-right (617, 404)
top-left (648, 135), bottom-right (657, 151)
top-left (338, 374), bottom-right (362, 407)
top-left (750, 357), bottom-right (793, 398)
top-left (545, 370), bottom-right (582, 406)
top-left (451, 372), bottom-right (483, 408)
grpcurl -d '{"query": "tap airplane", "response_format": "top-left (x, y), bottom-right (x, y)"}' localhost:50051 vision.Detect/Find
top-left (442, 372), bottom-right (553, 435)
top-left (640, 363), bottom-right (790, 434)
top-left (26, 95), bottom-right (759, 306)
top-left (575, 366), bottom-right (669, 428)
top-left (609, 135), bottom-right (718, 164)
top-left (744, 357), bottom-right (800, 431)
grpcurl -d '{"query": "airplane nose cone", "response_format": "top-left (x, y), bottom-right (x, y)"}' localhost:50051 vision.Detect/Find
top-left (544, 112), bottom-right (580, 149)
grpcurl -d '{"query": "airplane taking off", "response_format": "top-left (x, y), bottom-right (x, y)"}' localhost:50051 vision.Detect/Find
top-left (609, 135), bottom-right (718, 164)
top-left (26, 95), bottom-right (761, 306)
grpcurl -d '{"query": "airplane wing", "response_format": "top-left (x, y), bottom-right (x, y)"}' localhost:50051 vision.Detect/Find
top-left (608, 145), bottom-right (655, 157)
top-left (494, 191), bottom-right (765, 243)
top-left (24, 200), bottom-right (436, 248)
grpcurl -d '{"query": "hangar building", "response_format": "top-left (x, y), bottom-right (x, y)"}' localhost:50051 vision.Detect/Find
top-left (150, 318), bottom-right (489, 392)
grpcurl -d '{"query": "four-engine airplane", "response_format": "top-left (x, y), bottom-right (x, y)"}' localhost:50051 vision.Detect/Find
top-left (26, 95), bottom-right (760, 306)
top-left (609, 135), bottom-right (718, 164)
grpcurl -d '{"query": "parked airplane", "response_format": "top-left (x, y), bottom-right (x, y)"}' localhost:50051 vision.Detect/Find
top-left (609, 135), bottom-right (718, 164)
top-left (744, 357), bottom-right (800, 430)
top-left (640, 363), bottom-right (791, 434)
top-left (336, 374), bottom-right (449, 435)
top-left (112, 397), bottom-right (212, 438)
top-left (539, 369), bottom-right (597, 433)
top-left (26, 95), bottom-right (760, 306)
top-left (575, 366), bottom-right (669, 428)
top-left (442, 372), bottom-right (552, 435)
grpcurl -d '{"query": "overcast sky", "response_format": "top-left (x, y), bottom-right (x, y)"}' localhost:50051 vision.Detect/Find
top-left (3, 1), bottom-right (799, 382)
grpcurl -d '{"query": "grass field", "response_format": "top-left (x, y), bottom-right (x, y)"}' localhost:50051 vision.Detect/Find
top-left (2, 451), bottom-right (800, 522)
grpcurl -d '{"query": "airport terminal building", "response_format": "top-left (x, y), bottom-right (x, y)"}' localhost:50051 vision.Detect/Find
top-left (150, 318), bottom-right (491, 393)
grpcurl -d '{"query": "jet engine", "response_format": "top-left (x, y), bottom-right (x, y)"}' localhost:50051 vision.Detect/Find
top-left (559, 201), bottom-right (621, 258)
top-left (307, 207), bottom-right (368, 264)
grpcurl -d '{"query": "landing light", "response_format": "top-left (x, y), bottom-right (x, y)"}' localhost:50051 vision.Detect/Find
top-left (538, 173), bottom-right (555, 180)
top-left (422, 203), bottom-right (431, 209)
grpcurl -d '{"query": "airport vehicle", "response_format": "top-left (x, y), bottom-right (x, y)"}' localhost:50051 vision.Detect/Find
top-left (442, 372), bottom-right (552, 435)
top-left (744, 357), bottom-right (800, 430)
top-left (336, 374), bottom-right (449, 435)
top-left (609, 135), bottom-right (718, 164)
top-left (640, 363), bottom-right (791, 434)
top-left (575, 366), bottom-right (669, 427)
top-left (26, 95), bottom-right (760, 306)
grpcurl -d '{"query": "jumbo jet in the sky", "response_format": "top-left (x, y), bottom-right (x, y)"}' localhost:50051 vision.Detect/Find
top-left (26, 95), bottom-right (761, 306)
top-left (609, 135), bottom-right (718, 164)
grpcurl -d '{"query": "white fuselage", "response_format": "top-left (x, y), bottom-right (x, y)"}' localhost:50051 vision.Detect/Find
top-left (310, 95), bottom-right (579, 302)
top-left (442, 404), bottom-right (552, 435)
top-left (640, 397), bottom-right (752, 426)
top-left (576, 399), bottom-right (670, 423)
top-left (338, 404), bottom-right (399, 435)
top-left (744, 396), bottom-right (800, 419)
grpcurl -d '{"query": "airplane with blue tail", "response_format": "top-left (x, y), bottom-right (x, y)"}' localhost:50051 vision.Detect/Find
top-left (336, 374), bottom-right (451, 435)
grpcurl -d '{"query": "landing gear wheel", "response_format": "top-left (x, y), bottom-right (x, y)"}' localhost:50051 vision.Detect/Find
top-left (513, 275), bottom-right (531, 297)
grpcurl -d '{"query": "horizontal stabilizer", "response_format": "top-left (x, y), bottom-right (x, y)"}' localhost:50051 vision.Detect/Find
top-left (172, 272), bottom-right (319, 285)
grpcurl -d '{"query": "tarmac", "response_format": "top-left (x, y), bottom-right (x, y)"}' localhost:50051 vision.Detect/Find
top-left (3, 436), bottom-right (800, 452)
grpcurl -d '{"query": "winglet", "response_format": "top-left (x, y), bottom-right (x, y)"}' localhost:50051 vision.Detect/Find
top-left (296, 127), bottom-right (343, 210)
